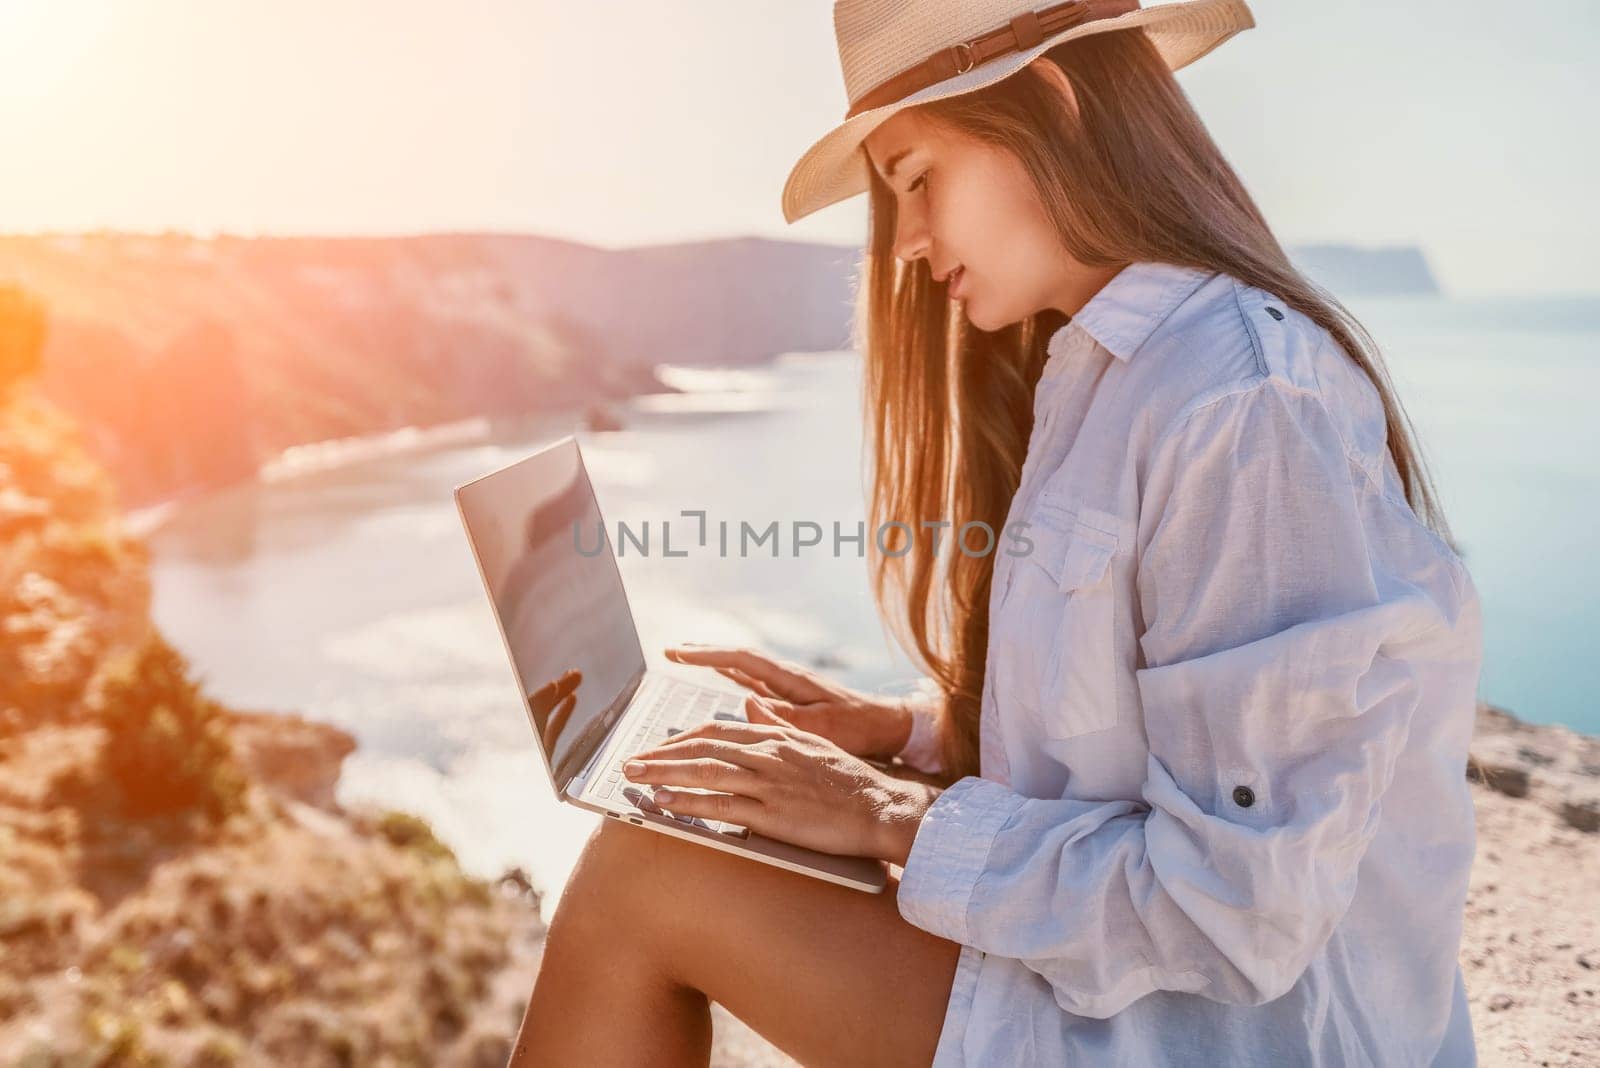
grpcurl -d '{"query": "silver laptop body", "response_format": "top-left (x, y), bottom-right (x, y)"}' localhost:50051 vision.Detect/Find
top-left (454, 433), bottom-right (887, 894)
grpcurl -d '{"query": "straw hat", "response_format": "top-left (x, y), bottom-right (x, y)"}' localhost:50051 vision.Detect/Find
top-left (781, 0), bottom-right (1256, 224)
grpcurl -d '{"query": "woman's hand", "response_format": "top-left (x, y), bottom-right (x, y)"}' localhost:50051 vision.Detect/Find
top-left (622, 713), bottom-right (938, 865)
top-left (663, 643), bottom-right (915, 761)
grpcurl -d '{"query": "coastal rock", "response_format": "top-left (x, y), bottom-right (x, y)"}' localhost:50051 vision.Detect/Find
top-left (1466, 749), bottom-right (1531, 798)
top-left (1560, 798), bottom-right (1600, 834)
top-left (226, 709), bottom-right (356, 811)
top-left (1463, 761), bottom-right (1600, 1064)
top-left (1469, 702), bottom-right (1600, 832)
top-left (1290, 244), bottom-right (1441, 296)
top-left (1, 571), bottom-right (99, 714)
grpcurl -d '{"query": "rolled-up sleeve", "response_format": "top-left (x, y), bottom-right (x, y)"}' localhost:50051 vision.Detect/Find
top-left (895, 378), bottom-right (1449, 1018)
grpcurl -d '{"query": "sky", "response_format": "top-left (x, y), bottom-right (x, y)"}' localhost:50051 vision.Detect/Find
top-left (0, 0), bottom-right (1594, 296)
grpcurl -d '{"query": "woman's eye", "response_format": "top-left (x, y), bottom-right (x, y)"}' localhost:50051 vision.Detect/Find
top-left (908, 173), bottom-right (928, 193)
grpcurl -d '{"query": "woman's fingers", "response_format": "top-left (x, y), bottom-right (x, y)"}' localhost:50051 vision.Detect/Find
top-left (664, 644), bottom-right (826, 703)
top-left (743, 693), bottom-right (797, 728)
top-left (643, 786), bottom-right (764, 828)
top-left (622, 755), bottom-right (762, 796)
top-left (630, 722), bottom-right (786, 764)
top-left (714, 664), bottom-right (781, 700)
top-left (622, 745), bottom-right (779, 826)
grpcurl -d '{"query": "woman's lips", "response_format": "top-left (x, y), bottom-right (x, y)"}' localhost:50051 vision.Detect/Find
top-left (949, 265), bottom-right (967, 298)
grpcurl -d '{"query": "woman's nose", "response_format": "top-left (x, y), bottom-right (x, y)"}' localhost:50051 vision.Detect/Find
top-left (892, 207), bottom-right (931, 266)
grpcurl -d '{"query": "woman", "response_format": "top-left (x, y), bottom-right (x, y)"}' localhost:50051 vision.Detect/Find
top-left (513, 0), bottom-right (1483, 1064)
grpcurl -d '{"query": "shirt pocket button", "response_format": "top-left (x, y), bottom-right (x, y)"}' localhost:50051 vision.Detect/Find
top-left (1030, 510), bottom-right (1121, 741)
top-left (1232, 785), bottom-right (1256, 808)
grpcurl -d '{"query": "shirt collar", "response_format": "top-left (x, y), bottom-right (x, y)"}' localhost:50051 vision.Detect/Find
top-left (1045, 260), bottom-right (1218, 367)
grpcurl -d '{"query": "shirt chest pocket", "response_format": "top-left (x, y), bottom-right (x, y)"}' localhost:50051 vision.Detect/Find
top-left (994, 502), bottom-right (1122, 741)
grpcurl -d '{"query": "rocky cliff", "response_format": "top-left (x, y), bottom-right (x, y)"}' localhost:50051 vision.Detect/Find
top-left (0, 233), bottom-right (859, 508)
top-left (1460, 703), bottom-right (1599, 1063)
top-left (1291, 242), bottom-right (1442, 296)
top-left (0, 384), bottom-right (545, 1065)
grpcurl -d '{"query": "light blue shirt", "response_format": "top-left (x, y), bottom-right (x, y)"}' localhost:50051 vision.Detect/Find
top-left (893, 260), bottom-right (1482, 1066)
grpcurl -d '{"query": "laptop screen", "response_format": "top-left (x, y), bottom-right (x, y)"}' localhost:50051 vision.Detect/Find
top-left (454, 435), bottom-right (646, 790)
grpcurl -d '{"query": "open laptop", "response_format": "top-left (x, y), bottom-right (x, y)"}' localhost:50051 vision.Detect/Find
top-left (453, 433), bottom-right (887, 894)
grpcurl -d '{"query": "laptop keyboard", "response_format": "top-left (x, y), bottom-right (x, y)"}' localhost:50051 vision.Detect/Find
top-left (596, 684), bottom-right (752, 839)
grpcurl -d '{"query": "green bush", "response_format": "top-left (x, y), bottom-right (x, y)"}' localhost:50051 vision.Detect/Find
top-left (95, 631), bottom-right (246, 822)
top-left (375, 811), bottom-right (456, 864)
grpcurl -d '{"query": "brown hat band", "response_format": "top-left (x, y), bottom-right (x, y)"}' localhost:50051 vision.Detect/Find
top-left (843, 0), bottom-right (1141, 120)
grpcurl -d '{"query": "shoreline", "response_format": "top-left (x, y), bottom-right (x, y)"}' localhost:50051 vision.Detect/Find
top-left (117, 354), bottom-right (822, 543)
top-left (114, 355), bottom-right (805, 543)
top-left (122, 407), bottom-right (590, 542)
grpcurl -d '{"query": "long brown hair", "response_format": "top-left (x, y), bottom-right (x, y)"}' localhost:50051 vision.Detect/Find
top-left (857, 28), bottom-right (1458, 781)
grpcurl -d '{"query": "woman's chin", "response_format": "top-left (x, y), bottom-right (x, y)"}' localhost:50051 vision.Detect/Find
top-left (961, 297), bottom-right (998, 332)
top-left (962, 295), bottom-right (1032, 335)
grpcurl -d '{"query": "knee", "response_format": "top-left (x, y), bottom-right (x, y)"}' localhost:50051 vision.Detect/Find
top-left (555, 818), bottom-right (682, 925)
top-left (547, 818), bottom-right (706, 967)
top-left (563, 817), bottom-right (643, 907)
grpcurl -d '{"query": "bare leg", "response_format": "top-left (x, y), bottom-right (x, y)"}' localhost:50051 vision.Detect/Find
top-left (513, 817), bottom-right (963, 1067)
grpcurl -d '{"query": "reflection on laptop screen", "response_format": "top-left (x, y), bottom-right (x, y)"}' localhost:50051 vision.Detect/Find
top-left (455, 437), bottom-right (645, 785)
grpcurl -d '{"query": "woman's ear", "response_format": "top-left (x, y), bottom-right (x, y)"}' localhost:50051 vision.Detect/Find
top-left (1027, 56), bottom-right (1080, 120)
